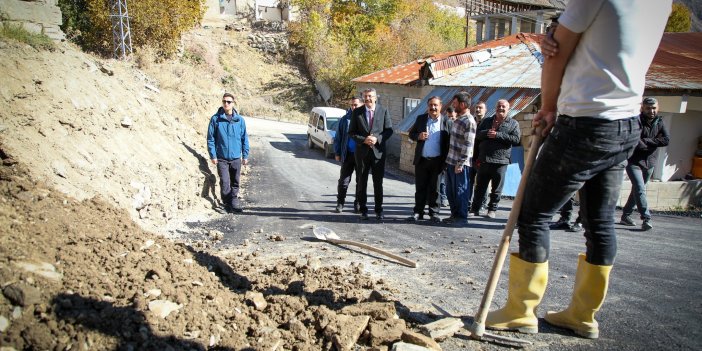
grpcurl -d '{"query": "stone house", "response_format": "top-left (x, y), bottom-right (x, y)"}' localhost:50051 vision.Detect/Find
top-left (202, 0), bottom-right (296, 24)
top-left (353, 33), bottom-right (543, 196)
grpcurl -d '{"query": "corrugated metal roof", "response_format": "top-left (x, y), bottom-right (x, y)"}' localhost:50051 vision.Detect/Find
top-left (397, 87), bottom-right (539, 132)
top-left (352, 33), bottom-right (541, 85)
top-left (352, 60), bottom-right (424, 85)
top-left (429, 44), bottom-right (542, 88)
top-left (646, 33), bottom-right (702, 91)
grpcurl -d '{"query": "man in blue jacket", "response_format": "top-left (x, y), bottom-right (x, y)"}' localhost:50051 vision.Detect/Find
top-left (207, 93), bottom-right (250, 213)
top-left (333, 97), bottom-right (363, 213)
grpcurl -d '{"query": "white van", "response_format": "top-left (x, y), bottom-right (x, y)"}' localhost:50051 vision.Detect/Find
top-left (307, 107), bottom-right (346, 158)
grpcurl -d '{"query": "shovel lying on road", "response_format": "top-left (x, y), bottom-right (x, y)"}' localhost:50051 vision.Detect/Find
top-left (313, 226), bottom-right (417, 268)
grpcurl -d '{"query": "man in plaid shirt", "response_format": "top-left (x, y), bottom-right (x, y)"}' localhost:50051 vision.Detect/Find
top-left (443, 91), bottom-right (477, 226)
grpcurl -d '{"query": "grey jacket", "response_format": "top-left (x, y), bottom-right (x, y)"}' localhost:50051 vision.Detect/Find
top-left (475, 115), bottom-right (521, 165)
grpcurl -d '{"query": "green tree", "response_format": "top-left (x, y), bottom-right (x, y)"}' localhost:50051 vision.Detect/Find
top-left (290, 0), bottom-right (464, 99)
top-left (58, 0), bottom-right (205, 57)
top-left (666, 3), bottom-right (692, 32)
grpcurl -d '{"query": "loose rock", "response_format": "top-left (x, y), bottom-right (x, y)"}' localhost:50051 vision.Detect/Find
top-left (148, 299), bottom-right (183, 319)
top-left (3, 283), bottom-right (41, 307)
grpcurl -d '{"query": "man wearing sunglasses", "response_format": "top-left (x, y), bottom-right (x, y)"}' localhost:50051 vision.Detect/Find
top-left (207, 93), bottom-right (250, 213)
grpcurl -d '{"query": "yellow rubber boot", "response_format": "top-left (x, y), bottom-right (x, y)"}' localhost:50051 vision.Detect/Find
top-left (486, 253), bottom-right (548, 333)
top-left (544, 253), bottom-right (612, 339)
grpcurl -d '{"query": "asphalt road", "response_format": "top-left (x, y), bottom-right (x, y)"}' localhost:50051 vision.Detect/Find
top-left (196, 117), bottom-right (702, 350)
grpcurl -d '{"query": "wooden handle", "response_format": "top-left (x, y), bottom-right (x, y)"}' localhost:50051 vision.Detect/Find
top-left (472, 130), bottom-right (544, 333)
top-left (327, 238), bottom-right (417, 268)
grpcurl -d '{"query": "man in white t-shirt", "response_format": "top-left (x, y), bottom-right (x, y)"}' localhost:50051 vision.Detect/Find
top-left (484, 0), bottom-right (672, 340)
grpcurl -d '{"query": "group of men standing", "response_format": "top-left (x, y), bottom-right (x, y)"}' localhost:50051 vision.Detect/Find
top-left (332, 89), bottom-right (522, 226)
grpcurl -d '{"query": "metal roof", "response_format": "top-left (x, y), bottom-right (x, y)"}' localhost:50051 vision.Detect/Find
top-left (397, 87), bottom-right (540, 132)
top-left (353, 33), bottom-right (542, 87)
top-left (429, 43), bottom-right (542, 88)
top-left (646, 33), bottom-right (702, 91)
top-left (352, 60), bottom-right (424, 85)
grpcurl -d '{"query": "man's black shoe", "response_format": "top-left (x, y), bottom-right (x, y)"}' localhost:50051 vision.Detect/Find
top-left (407, 213), bottom-right (421, 222)
top-left (335, 203), bottom-right (343, 213)
top-left (566, 222), bottom-right (583, 232)
top-left (376, 213), bottom-right (385, 221)
top-left (429, 215), bottom-right (441, 223)
top-left (360, 212), bottom-right (369, 220)
top-left (550, 218), bottom-right (571, 230)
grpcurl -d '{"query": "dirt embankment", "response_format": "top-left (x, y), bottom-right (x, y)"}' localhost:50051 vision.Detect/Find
top-left (0, 23), bottom-right (316, 233)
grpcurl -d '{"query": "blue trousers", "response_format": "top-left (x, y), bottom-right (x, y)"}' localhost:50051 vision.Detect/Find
top-left (446, 165), bottom-right (471, 222)
top-left (622, 164), bottom-right (654, 220)
top-left (517, 116), bottom-right (640, 265)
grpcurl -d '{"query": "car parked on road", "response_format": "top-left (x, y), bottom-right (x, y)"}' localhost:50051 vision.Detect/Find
top-left (307, 107), bottom-right (345, 158)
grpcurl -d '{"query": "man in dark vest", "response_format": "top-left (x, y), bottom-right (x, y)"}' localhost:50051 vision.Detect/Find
top-left (407, 96), bottom-right (451, 223)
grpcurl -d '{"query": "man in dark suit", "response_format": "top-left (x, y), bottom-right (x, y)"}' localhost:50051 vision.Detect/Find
top-left (333, 97), bottom-right (363, 213)
top-left (348, 88), bottom-right (394, 220)
top-left (407, 96), bottom-right (451, 223)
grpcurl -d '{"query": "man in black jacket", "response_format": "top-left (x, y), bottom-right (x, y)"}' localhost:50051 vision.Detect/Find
top-left (407, 96), bottom-right (451, 223)
top-left (348, 88), bottom-right (394, 220)
top-left (470, 99), bottom-right (521, 218)
top-left (333, 97), bottom-right (363, 213)
top-left (620, 97), bottom-right (670, 230)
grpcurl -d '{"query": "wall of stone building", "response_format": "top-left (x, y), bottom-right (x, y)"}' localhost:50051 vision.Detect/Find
top-left (399, 133), bottom-right (416, 173)
top-left (0, 0), bottom-right (64, 40)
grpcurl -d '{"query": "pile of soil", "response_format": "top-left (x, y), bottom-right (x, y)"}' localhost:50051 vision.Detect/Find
top-left (0, 154), bottom-right (443, 350)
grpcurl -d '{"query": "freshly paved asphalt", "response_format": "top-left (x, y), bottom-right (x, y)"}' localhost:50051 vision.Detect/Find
top-left (196, 118), bottom-right (702, 350)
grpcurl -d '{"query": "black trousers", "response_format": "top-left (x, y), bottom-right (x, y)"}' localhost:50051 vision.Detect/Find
top-left (355, 152), bottom-right (386, 214)
top-left (471, 162), bottom-right (508, 212)
top-left (216, 158), bottom-right (242, 209)
top-left (413, 157), bottom-right (443, 216)
top-left (336, 152), bottom-right (356, 205)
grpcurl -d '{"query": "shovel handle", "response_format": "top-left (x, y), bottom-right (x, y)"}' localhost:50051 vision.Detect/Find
top-left (327, 238), bottom-right (417, 268)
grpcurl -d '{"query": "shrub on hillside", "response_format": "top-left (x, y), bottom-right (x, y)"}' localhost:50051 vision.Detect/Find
top-left (0, 21), bottom-right (55, 50)
top-left (58, 0), bottom-right (205, 57)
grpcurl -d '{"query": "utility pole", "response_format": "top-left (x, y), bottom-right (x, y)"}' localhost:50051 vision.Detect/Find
top-left (109, 0), bottom-right (133, 59)
top-left (465, 0), bottom-right (470, 47)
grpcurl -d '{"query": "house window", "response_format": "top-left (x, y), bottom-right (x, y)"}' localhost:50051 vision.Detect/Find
top-left (404, 98), bottom-right (420, 118)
